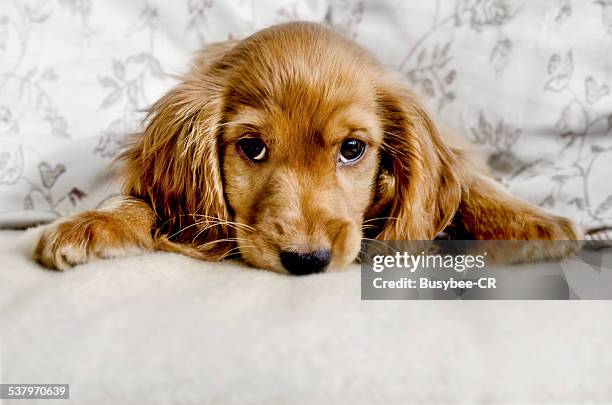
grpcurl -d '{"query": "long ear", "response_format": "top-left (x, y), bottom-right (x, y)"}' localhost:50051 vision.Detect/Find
top-left (458, 172), bottom-right (582, 241)
top-left (368, 81), bottom-right (462, 240)
top-left (119, 41), bottom-right (236, 259)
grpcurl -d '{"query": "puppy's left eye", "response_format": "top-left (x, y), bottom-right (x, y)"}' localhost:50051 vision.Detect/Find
top-left (339, 138), bottom-right (366, 164)
top-left (237, 138), bottom-right (267, 162)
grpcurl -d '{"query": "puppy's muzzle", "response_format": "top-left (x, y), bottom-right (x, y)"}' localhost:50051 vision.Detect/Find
top-left (279, 250), bottom-right (331, 275)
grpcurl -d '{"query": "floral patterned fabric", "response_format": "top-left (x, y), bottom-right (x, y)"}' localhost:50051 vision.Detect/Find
top-left (1, 0), bottom-right (611, 229)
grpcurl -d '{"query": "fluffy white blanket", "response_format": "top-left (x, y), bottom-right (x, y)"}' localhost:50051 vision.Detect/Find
top-left (1, 228), bottom-right (612, 404)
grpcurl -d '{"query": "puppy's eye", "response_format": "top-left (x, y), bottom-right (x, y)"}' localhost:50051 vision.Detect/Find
top-left (339, 138), bottom-right (366, 164)
top-left (237, 138), bottom-right (267, 162)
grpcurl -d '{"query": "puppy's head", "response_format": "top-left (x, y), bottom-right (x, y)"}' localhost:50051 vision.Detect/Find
top-left (122, 22), bottom-right (461, 274)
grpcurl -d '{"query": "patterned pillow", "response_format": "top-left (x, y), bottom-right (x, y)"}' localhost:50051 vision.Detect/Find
top-left (1, 0), bottom-right (611, 231)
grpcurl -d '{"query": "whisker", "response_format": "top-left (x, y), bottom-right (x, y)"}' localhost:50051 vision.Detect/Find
top-left (166, 216), bottom-right (255, 240)
top-left (161, 214), bottom-right (254, 231)
top-left (357, 248), bottom-right (376, 263)
top-left (361, 237), bottom-right (400, 255)
top-left (192, 225), bottom-right (221, 244)
top-left (190, 220), bottom-right (252, 240)
top-left (169, 220), bottom-right (236, 240)
top-left (168, 221), bottom-right (203, 239)
top-left (189, 215), bottom-right (255, 231)
top-left (363, 216), bottom-right (412, 225)
top-left (196, 237), bottom-right (251, 249)
top-left (189, 222), bottom-right (226, 242)
top-left (219, 245), bottom-right (258, 259)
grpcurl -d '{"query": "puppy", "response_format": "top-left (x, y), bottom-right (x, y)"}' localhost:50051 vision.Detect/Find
top-left (34, 22), bottom-right (581, 275)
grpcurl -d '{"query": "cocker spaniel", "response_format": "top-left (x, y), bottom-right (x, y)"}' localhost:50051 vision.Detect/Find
top-left (35, 22), bottom-right (581, 275)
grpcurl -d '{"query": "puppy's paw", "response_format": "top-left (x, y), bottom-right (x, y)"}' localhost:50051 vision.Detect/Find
top-left (528, 215), bottom-right (583, 241)
top-left (496, 216), bottom-right (584, 264)
top-left (541, 215), bottom-right (584, 259)
top-left (34, 212), bottom-right (151, 270)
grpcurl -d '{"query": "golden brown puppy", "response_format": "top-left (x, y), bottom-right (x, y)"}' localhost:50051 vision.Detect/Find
top-left (34, 22), bottom-right (581, 275)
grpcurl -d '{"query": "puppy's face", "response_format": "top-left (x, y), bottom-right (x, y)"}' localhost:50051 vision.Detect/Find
top-left (125, 23), bottom-right (464, 275)
top-left (222, 76), bottom-right (383, 274)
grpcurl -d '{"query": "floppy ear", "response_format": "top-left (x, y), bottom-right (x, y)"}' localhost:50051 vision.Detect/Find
top-left (119, 41), bottom-right (236, 259)
top-left (457, 172), bottom-right (582, 241)
top-left (369, 76), bottom-right (580, 246)
top-left (367, 82), bottom-right (462, 240)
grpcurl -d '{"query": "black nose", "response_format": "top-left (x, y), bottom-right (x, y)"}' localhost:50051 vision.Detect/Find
top-left (279, 250), bottom-right (331, 275)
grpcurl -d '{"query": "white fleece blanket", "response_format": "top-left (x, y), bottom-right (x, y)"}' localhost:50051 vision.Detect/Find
top-left (1, 228), bottom-right (612, 404)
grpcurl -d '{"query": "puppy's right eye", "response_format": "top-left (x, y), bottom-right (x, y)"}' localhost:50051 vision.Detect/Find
top-left (339, 138), bottom-right (366, 164)
top-left (237, 138), bottom-right (267, 162)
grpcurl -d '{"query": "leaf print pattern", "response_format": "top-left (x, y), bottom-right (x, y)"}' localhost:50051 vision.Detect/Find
top-left (406, 41), bottom-right (456, 111)
top-left (99, 54), bottom-right (164, 110)
top-left (470, 111), bottom-right (522, 152)
top-left (94, 114), bottom-right (141, 158)
top-left (595, 194), bottom-right (612, 216)
top-left (468, 0), bottom-right (514, 29)
top-left (324, 0), bottom-right (364, 39)
top-left (58, 0), bottom-right (94, 37)
top-left (470, 110), bottom-right (524, 174)
top-left (490, 38), bottom-right (512, 77)
top-left (95, 2), bottom-right (169, 160)
top-left (545, 51), bottom-right (573, 92)
top-left (585, 76), bottom-right (610, 104)
top-left (2, 67), bottom-right (72, 139)
top-left (515, 49), bottom-right (612, 225)
top-left (555, 0), bottom-right (572, 24)
top-left (594, 1), bottom-right (612, 34)
top-left (38, 162), bottom-right (66, 188)
top-left (0, 106), bottom-right (19, 135)
top-left (0, 146), bottom-right (23, 185)
top-left (22, 160), bottom-right (88, 216)
top-left (0, 0), bottom-right (610, 230)
top-left (187, 0), bottom-right (214, 43)
top-left (400, 0), bottom-right (518, 109)
top-left (555, 101), bottom-right (587, 136)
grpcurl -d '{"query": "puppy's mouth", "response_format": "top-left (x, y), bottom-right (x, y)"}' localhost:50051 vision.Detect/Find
top-left (237, 234), bottom-right (333, 275)
top-left (233, 221), bottom-right (361, 275)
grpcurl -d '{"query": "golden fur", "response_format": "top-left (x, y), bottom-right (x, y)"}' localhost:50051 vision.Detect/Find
top-left (35, 22), bottom-right (581, 274)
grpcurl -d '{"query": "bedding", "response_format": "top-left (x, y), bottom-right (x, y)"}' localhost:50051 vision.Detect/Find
top-left (1, 228), bottom-right (612, 403)
top-left (1, 0), bottom-right (611, 229)
top-left (2, 2), bottom-right (612, 402)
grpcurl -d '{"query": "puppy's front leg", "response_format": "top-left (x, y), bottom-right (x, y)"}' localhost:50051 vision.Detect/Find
top-left (35, 198), bottom-right (156, 270)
